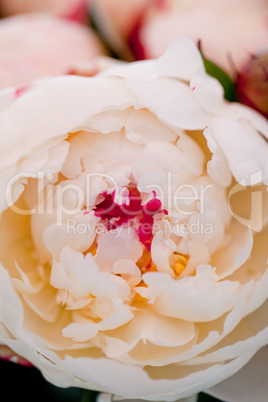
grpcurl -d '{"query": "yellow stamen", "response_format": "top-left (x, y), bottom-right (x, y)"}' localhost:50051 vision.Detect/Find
top-left (136, 249), bottom-right (156, 273)
top-left (87, 241), bottom-right (97, 256)
top-left (133, 293), bottom-right (147, 303)
top-left (170, 253), bottom-right (188, 276)
top-left (133, 282), bottom-right (148, 303)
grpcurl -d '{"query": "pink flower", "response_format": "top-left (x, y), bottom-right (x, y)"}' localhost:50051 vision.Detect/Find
top-left (0, 0), bottom-right (88, 24)
top-left (0, 14), bottom-right (105, 89)
top-left (90, 0), bottom-right (268, 77)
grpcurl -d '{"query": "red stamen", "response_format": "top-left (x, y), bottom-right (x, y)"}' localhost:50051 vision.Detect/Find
top-left (93, 186), bottom-right (167, 249)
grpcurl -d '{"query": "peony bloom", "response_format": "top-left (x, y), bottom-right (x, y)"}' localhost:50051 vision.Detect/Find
top-left (0, 0), bottom-right (88, 24)
top-left (90, 0), bottom-right (268, 77)
top-left (0, 14), bottom-right (105, 90)
top-left (0, 38), bottom-right (268, 401)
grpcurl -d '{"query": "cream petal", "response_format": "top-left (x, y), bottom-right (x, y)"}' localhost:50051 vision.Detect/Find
top-left (137, 266), bottom-right (250, 322)
top-left (211, 221), bottom-right (253, 279)
top-left (101, 132), bottom-right (144, 174)
top-left (126, 77), bottom-right (210, 131)
top-left (225, 225), bottom-right (268, 314)
top-left (137, 170), bottom-right (177, 211)
top-left (156, 37), bottom-right (205, 81)
top-left (184, 299), bottom-right (268, 366)
top-left (134, 300), bottom-right (249, 367)
top-left (112, 260), bottom-right (141, 287)
top-left (151, 231), bottom-right (175, 276)
top-left (0, 166), bottom-right (17, 214)
top-left (176, 133), bottom-right (205, 175)
top-left (41, 140), bottom-right (70, 173)
top-left (94, 228), bottom-right (143, 273)
top-left (50, 256), bottom-right (71, 291)
top-left (43, 218), bottom-right (97, 261)
top-left (132, 141), bottom-right (201, 182)
top-left (0, 269), bottom-right (257, 401)
top-left (107, 165), bottom-right (131, 189)
top-left (59, 351), bottom-right (255, 401)
top-left (0, 87), bottom-right (15, 113)
top-left (125, 108), bottom-right (178, 144)
top-left (207, 148), bottom-right (233, 187)
top-left (11, 261), bottom-right (43, 294)
top-left (102, 57), bottom-right (159, 82)
top-left (84, 106), bottom-right (177, 145)
top-left (0, 265), bottom-right (24, 334)
top-left (212, 117), bottom-right (268, 185)
top-left (62, 298), bottom-right (133, 342)
top-left (53, 247), bottom-right (130, 301)
top-left (231, 103), bottom-right (268, 140)
top-left (19, 284), bottom-right (61, 323)
top-left (31, 212), bottom-right (58, 263)
top-left (228, 182), bottom-right (268, 233)
top-left (61, 131), bottom-right (122, 179)
top-left (189, 211), bottom-right (225, 255)
top-left (0, 75), bottom-right (136, 172)
top-left (10, 262), bottom-right (61, 324)
top-left (1, 338), bottom-right (89, 389)
top-left (207, 346), bottom-right (268, 402)
top-left (82, 109), bottom-right (131, 134)
top-left (16, 137), bottom-right (69, 173)
top-left (101, 309), bottom-right (195, 359)
top-left (190, 74), bottom-right (225, 115)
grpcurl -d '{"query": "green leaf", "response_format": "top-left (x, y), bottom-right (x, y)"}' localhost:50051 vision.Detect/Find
top-left (203, 57), bottom-right (237, 102)
top-left (198, 42), bottom-right (237, 102)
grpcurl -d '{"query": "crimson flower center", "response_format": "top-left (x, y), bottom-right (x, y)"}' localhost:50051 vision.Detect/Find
top-left (93, 185), bottom-right (167, 250)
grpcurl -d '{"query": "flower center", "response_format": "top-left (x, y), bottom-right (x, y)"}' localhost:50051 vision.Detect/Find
top-left (92, 184), bottom-right (167, 250)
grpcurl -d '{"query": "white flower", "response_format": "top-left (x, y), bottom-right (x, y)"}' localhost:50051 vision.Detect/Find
top-left (0, 38), bottom-right (267, 401)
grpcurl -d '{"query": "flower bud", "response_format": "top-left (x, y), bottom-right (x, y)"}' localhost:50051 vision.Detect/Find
top-left (236, 52), bottom-right (268, 118)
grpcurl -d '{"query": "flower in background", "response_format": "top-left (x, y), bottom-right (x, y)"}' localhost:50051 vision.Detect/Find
top-left (236, 51), bottom-right (268, 119)
top-left (90, 0), bottom-right (268, 77)
top-left (0, 38), bottom-right (267, 401)
top-left (0, 14), bottom-right (105, 89)
top-left (89, 0), bottom-right (150, 60)
top-left (0, 0), bottom-right (88, 24)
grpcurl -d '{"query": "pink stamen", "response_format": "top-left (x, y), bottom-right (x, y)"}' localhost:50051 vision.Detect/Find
top-left (93, 186), bottom-right (167, 249)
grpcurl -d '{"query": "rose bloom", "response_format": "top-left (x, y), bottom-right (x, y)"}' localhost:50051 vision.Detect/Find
top-left (0, 38), bottom-right (268, 402)
top-left (0, 0), bottom-right (88, 24)
top-left (90, 0), bottom-right (268, 77)
top-left (0, 14), bottom-right (104, 90)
